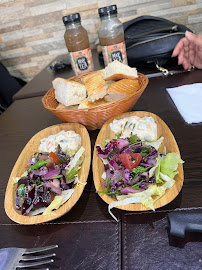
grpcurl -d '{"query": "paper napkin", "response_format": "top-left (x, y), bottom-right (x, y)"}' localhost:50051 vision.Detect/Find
top-left (166, 83), bottom-right (202, 124)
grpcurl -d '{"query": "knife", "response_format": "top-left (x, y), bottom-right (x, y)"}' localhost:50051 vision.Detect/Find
top-left (167, 211), bottom-right (202, 238)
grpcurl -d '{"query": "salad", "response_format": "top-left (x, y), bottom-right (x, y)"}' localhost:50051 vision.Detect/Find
top-left (14, 130), bottom-right (85, 216)
top-left (96, 116), bottom-right (184, 221)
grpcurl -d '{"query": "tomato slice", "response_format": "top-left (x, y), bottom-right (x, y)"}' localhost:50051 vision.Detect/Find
top-left (49, 152), bottom-right (60, 165)
top-left (119, 153), bottom-right (142, 170)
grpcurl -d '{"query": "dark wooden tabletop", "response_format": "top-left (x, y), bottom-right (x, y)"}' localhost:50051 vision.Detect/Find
top-left (1, 68), bottom-right (202, 270)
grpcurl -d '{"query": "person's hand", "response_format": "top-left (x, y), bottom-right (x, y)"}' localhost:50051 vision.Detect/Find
top-left (172, 31), bottom-right (202, 70)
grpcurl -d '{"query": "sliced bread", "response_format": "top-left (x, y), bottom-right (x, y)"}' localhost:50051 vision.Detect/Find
top-left (102, 60), bottom-right (138, 81)
top-left (78, 98), bottom-right (108, 109)
top-left (82, 71), bottom-right (107, 102)
top-left (104, 79), bottom-right (140, 102)
top-left (56, 103), bottom-right (79, 110)
top-left (52, 78), bottom-right (86, 106)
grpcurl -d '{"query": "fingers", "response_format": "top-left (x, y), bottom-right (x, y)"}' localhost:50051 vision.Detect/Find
top-left (172, 39), bottom-right (184, 57)
top-left (183, 62), bottom-right (192, 70)
top-left (178, 47), bottom-right (195, 70)
top-left (178, 53), bottom-right (192, 69)
top-left (172, 34), bottom-right (198, 69)
top-left (178, 52), bottom-right (184, 65)
top-left (185, 31), bottom-right (202, 48)
top-left (172, 37), bottom-right (189, 57)
top-left (188, 48), bottom-right (196, 66)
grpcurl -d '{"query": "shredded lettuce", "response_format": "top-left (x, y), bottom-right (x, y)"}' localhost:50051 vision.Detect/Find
top-left (61, 189), bottom-right (75, 204)
top-left (104, 117), bottom-right (185, 222)
top-left (144, 136), bottom-right (164, 150)
top-left (149, 159), bottom-right (158, 178)
top-left (66, 168), bottom-right (79, 182)
top-left (13, 177), bottom-right (21, 184)
top-left (109, 184), bottom-right (165, 221)
top-left (150, 153), bottom-right (183, 184)
top-left (108, 197), bottom-right (142, 222)
top-left (76, 181), bottom-right (87, 187)
top-left (102, 171), bottom-right (106, 180)
top-left (43, 189), bottom-right (75, 215)
top-left (160, 153), bottom-right (184, 179)
top-left (13, 171), bottom-right (28, 183)
top-left (116, 184), bottom-right (165, 206)
top-left (160, 172), bottom-right (175, 188)
top-left (66, 146), bottom-right (85, 173)
top-left (28, 207), bottom-right (46, 216)
top-left (155, 156), bottom-right (161, 183)
top-left (107, 152), bottom-right (183, 221)
top-left (110, 171), bottom-right (176, 221)
top-left (108, 152), bottom-right (183, 221)
top-left (162, 146), bottom-right (167, 155)
top-left (43, 196), bottom-right (63, 215)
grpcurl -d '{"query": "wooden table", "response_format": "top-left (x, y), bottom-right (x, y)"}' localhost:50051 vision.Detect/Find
top-left (1, 68), bottom-right (202, 270)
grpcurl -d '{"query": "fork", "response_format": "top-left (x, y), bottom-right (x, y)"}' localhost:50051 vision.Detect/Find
top-left (0, 244), bottom-right (58, 270)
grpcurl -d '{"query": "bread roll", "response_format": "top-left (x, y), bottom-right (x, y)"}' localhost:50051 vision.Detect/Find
top-left (82, 71), bottom-right (107, 102)
top-left (52, 78), bottom-right (86, 106)
top-left (78, 98), bottom-right (108, 109)
top-left (102, 60), bottom-right (138, 81)
top-left (56, 103), bottom-right (79, 110)
top-left (104, 79), bottom-right (140, 102)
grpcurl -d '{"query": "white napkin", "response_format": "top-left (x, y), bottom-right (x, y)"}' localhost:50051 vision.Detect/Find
top-left (166, 83), bottom-right (202, 124)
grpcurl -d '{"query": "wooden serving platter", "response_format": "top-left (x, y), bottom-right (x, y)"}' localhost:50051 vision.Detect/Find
top-left (93, 111), bottom-right (184, 211)
top-left (5, 123), bottom-right (91, 224)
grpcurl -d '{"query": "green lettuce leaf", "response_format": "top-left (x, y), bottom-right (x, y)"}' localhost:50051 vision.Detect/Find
top-left (43, 189), bottom-right (75, 215)
top-left (154, 156), bottom-right (162, 183)
top-left (160, 153), bottom-right (184, 179)
top-left (66, 146), bottom-right (85, 173)
top-left (144, 136), bottom-right (164, 150)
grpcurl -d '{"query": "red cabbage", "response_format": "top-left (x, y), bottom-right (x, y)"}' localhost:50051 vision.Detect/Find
top-left (124, 169), bottom-right (130, 181)
top-left (109, 159), bottom-right (120, 170)
top-left (44, 179), bottom-right (62, 195)
top-left (44, 169), bottom-right (60, 179)
top-left (121, 187), bottom-right (144, 194)
top-left (116, 139), bottom-right (130, 149)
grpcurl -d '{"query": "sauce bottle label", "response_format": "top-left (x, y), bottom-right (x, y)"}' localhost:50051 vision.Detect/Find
top-left (101, 41), bottom-right (128, 66)
top-left (69, 48), bottom-right (94, 75)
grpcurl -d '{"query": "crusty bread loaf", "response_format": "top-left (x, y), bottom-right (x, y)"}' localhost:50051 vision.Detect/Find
top-left (52, 78), bottom-right (86, 106)
top-left (78, 98), bottom-right (108, 109)
top-left (105, 80), bottom-right (115, 88)
top-left (82, 71), bottom-right (107, 102)
top-left (56, 103), bottom-right (79, 110)
top-left (104, 79), bottom-right (140, 102)
top-left (102, 60), bottom-right (138, 81)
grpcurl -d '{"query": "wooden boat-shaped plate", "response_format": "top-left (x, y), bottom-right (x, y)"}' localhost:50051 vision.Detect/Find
top-left (5, 123), bottom-right (91, 224)
top-left (93, 111), bottom-right (184, 211)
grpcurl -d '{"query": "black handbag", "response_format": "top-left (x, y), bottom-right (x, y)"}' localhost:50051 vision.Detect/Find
top-left (123, 15), bottom-right (193, 67)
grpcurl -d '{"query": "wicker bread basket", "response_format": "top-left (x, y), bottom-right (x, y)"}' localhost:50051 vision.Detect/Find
top-left (42, 72), bottom-right (149, 131)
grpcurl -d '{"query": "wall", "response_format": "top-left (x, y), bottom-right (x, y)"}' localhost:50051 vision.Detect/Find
top-left (0, 0), bottom-right (202, 82)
